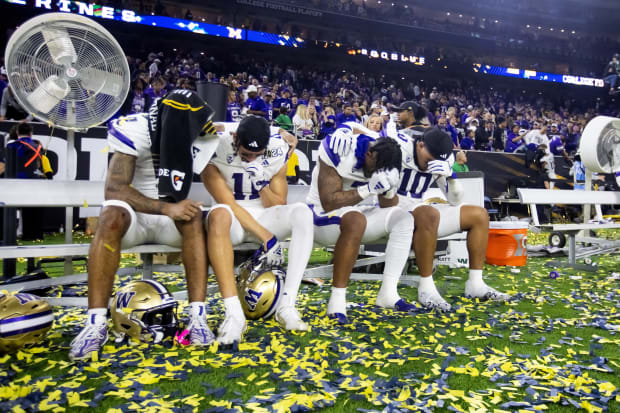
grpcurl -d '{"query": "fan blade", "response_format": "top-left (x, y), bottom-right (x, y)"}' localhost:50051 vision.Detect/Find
top-left (79, 67), bottom-right (124, 98)
top-left (41, 26), bottom-right (77, 65)
top-left (26, 75), bottom-right (70, 114)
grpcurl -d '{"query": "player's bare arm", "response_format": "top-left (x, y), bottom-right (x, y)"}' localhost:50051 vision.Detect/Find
top-left (259, 164), bottom-right (288, 208)
top-left (202, 164), bottom-right (273, 243)
top-left (318, 159), bottom-right (363, 212)
top-left (278, 128), bottom-right (298, 157)
top-left (104, 152), bottom-right (201, 221)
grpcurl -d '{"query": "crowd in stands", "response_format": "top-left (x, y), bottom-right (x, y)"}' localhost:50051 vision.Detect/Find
top-left (124, 0), bottom-right (619, 76)
top-left (1, 47), bottom-right (618, 160)
top-left (112, 50), bottom-right (618, 153)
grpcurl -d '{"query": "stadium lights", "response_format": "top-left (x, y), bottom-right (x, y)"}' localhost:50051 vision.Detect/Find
top-left (526, 24), bottom-right (530, 28)
top-left (446, 12), bottom-right (450, 15)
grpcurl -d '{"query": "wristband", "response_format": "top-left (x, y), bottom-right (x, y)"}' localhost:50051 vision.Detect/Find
top-left (357, 184), bottom-right (371, 200)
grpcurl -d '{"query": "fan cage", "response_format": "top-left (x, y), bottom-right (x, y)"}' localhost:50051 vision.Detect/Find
top-left (6, 15), bottom-right (129, 130)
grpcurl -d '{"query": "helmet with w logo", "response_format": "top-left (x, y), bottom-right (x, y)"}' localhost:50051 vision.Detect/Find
top-left (110, 280), bottom-right (178, 343)
top-left (0, 293), bottom-right (54, 353)
top-left (236, 259), bottom-right (285, 320)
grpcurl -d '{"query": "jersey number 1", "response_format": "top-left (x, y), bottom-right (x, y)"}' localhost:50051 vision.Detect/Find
top-left (232, 173), bottom-right (260, 200)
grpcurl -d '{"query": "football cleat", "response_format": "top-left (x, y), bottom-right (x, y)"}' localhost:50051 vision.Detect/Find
top-left (394, 298), bottom-right (422, 312)
top-left (186, 315), bottom-right (216, 346)
top-left (465, 282), bottom-right (512, 302)
top-left (216, 315), bottom-right (247, 345)
top-left (327, 313), bottom-right (348, 324)
top-left (69, 322), bottom-right (108, 361)
top-left (418, 290), bottom-right (452, 311)
top-left (275, 306), bottom-right (309, 331)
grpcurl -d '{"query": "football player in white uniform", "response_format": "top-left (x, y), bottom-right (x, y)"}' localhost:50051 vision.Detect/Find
top-left (392, 127), bottom-right (511, 310)
top-left (307, 127), bottom-right (416, 324)
top-left (70, 90), bottom-right (219, 360)
top-left (203, 115), bottom-right (314, 344)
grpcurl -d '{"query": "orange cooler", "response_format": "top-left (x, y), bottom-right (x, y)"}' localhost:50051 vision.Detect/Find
top-left (486, 222), bottom-right (528, 266)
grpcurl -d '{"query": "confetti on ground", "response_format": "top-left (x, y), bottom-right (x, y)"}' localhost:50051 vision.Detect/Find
top-left (0, 231), bottom-right (619, 412)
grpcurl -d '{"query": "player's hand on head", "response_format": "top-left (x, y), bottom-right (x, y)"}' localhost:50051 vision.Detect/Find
top-left (329, 128), bottom-right (353, 157)
top-left (385, 168), bottom-right (400, 188)
top-left (368, 170), bottom-right (392, 195)
top-left (163, 199), bottom-right (203, 221)
top-left (253, 236), bottom-right (284, 266)
top-left (427, 159), bottom-right (453, 178)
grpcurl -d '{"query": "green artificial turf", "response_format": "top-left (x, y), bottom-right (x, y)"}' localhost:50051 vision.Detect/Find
top-left (0, 230), bottom-right (619, 412)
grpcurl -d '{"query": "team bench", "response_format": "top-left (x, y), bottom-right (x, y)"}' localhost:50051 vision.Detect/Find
top-left (517, 188), bottom-right (620, 269)
top-left (0, 174), bottom-right (485, 306)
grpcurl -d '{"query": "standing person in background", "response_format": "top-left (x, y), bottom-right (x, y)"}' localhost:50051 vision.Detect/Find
top-left (275, 106), bottom-right (293, 132)
top-left (292, 104), bottom-right (315, 139)
top-left (475, 120), bottom-right (493, 151)
top-left (492, 117), bottom-right (507, 152)
top-left (121, 78), bottom-right (152, 116)
top-left (226, 90), bottom-right (242, 122)
top-left (452, 151), bottom-right (469, 173)
top-left (263, 91), bottom-right (274, 123)
top-left (603, 54), bottom-right (619, 95)
top-left (245, 85), bottom-right (268, 119)
top-left (336, 105), bottom-right (356, 125)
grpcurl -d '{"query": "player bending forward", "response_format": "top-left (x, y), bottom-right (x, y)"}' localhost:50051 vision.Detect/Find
top-left (393, 127), bottom-right (511, 310)
top-left (70, 90), bottom-right (219, 360)
top-left (203, 115), bottom-right (313, 344)
top-left (307, 127), bottom-right (416, 324)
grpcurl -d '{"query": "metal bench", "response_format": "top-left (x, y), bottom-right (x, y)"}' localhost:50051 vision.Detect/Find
top-left (517, 188), bottom-right (620, 270)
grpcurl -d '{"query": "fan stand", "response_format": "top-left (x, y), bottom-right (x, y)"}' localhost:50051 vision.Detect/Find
top-left (63, 101), bottom-right (77, 275)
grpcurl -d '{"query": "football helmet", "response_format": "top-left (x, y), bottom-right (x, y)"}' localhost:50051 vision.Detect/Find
top-left (110, 280), bottom-right (178, 343)
top-left (0, 292), bottom-right (54, 353)
top-left (236, 259), bottom-right (285, 320)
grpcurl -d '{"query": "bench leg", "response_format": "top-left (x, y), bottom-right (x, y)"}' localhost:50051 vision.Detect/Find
top-left (568, 234), bottom-right (576, 265)
top-left (142, 253), bottom-right (153, 280)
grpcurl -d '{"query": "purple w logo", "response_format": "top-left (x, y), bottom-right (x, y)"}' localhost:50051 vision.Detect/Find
top-left (116, 292), bottom-right (136, 309)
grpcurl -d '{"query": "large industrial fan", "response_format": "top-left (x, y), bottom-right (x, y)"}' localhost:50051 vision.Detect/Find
top-left (4, 12), bottom-right (130, 129)
top-left (4, 12), bottom-right (131, 274)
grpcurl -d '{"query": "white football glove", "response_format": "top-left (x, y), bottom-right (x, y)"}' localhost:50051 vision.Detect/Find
top-left (382, 168), bottom-right (400, 199)
top-left (358, 170), bottom-right (392, 199)
top-left (427, 159), bottom-right (453, 178)
top-left (328, 128), bottom-right (353, 157)
top-left (253, 236), bottom-right (284, 266)
top-left (245, 160), bottom-right (268, 190)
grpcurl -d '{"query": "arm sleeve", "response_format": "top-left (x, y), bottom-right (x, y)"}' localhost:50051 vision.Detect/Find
top-left (436, 175), bottom-right (464, 205)
top-left (192, 134), bottom-right (220, 175)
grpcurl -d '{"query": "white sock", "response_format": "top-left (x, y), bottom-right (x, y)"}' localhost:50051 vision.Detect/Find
top-left (376, 273), bottom-right (401, 307)
top-left (189, 302), bottom-right (206, 318)
top-left (223, 296), bottom-right (245, 321)
top-left (467, 269), bottom-right (484, 286)
top-left (418, 275), bottom-right (439, 295)
top-left (327, 287), bottom-right (347, 315)
top-left (86, 308), bottom-right (107, 325)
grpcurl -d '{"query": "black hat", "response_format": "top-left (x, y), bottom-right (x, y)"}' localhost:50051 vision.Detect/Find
top-left (236, 115), bottom-right (270, 151)
top-left (392, 100), bottom-right (418, 112)
top-left (422, 127), bottom-right (453, 161)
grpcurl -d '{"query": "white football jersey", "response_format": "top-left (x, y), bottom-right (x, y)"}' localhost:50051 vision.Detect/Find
top-left (107, 114), bottom-right (219, 199)
top-left (393, 132), bottom-right (450, 203)
top-left (306, 133), bottom-right (376, 214)
top-left (209, 131), bottom-right (289, 207)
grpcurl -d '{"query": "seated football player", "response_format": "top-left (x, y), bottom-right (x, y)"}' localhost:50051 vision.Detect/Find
top-left (203, 115), bottom-right (314, 345)
top-left (306, 127), bottom-right (416, 323)
top-left (70, 90), bottom-right (220, 360)
top-left (393, 127), bottom-right (511, 310)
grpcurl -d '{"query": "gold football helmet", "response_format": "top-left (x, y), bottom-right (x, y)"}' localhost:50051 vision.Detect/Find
top-left (110, 280), bottom-right (178, 343)
top-left (236, 260), bottom-right (285, 320)
top-left (0, 292), bottom-right (54, 353)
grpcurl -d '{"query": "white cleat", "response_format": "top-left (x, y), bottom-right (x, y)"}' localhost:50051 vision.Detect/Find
top-left (275, 306), bottom-right (309, 331)
top-left (216, 315), bottom-right (247, 345)
top-left (418, 290), bottom-right (452, 311)
top-left (465, 281), bottom-right (512, 302)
